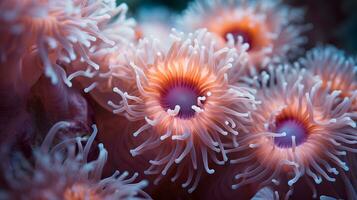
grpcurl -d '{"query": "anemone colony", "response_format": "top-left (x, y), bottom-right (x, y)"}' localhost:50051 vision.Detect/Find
top-left (0, 0), bottom-right (356, 200)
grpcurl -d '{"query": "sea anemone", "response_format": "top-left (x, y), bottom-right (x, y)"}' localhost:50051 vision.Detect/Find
top-left (179, 0), bottom-right (308, 74)
top-left (107, 29), bottom-right (258, 192)
top-left (0, 121), bottom-right (150, 200)
top-left (0, 0), bottom-right (128, 84)
top-left (229, 64), bottom-right (357, 198)
top-left (299, 46), bottom-right (357, 111)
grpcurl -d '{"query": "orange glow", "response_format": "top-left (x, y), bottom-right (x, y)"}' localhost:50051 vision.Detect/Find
top-left (143, 58), bottom-right (228, 137)
top-left (322, 76), bottom-right (357, 103)
top-left (207, 13), bottom-right (271, 52)
top-left (64, 184), bottom-right (101, 200)
top-left (302, 47), bottom-right (357, 110)
top-left (275, 106), bottom-right (318, 138)
top-left (198, 9), bottom-right (275, 68)
top-left (135, 26), bottom-right (144, 41)
top-left (315, 68), bottom-right (357, 110)
top-left (145, 60), bottom-right (218, 95)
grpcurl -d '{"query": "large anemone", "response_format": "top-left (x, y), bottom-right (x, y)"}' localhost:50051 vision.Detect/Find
top-left (107, 29), bottom-right (258, 192)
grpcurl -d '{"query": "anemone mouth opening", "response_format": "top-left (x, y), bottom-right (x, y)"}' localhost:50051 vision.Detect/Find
top-left (273, 116), bottom-right (310, 149)
top-left (223, 28), bottom-right (254, 51)
top-left (160, 79), bottom-right (204, 119)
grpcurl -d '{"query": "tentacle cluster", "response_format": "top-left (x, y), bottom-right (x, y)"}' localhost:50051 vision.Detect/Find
top-left (0, 0), bottom-right (133, 84)
top-left (63, 40), bottom-right (140, 112)
top-left (107, 29), bottom-right (258, 192)
top-left (299, 46), bottom-right (357, 112)
top-left (229, 64), bottom-right (357, 198)
top-left (179, 0), bottom-right (309, 74)
top-left (58, 2), bottom-right (136, 111)
top-left (0, 121), bottom-right (150, 200)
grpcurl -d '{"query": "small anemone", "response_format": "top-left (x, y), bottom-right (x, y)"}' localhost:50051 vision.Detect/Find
top-left (1, 121), bottom-right (151, 200)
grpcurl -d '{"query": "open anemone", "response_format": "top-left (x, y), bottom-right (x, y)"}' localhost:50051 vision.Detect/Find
top-left (0, 0), bottom-right (129, 84)
top-left (228, 64), bottom-right (357, 199)
top-left (1, 121), bottom-right (150, 200)
top-left (107, 29), bottom-right (258, 192)
top-left (179, 0), bottom-right (308, 74)
top-left (299, 46), bottom-right (357, 112)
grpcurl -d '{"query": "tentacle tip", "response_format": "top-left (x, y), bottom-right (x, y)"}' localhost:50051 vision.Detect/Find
top-left (188, 188), bottom-right (195, 194)
top-left (140, 180), bottom-right (149, 187)
top-left (129, 150), bottom-right (137, 157)
top-left (181, 183), bottom-right (188, 188)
